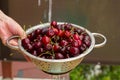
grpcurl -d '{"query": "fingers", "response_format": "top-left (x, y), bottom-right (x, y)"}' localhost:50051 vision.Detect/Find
top-left (0, 21), bottom-right (11, 45)
top-left (7, 17), bottom-right (27, 39)
top-left (0, 10), bottom-right (26, 45)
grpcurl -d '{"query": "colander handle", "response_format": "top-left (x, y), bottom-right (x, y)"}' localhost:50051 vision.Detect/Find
top-left (92, 33), bottom-right (107, 48)
top-left (6, 35), bottom-right (20, 50)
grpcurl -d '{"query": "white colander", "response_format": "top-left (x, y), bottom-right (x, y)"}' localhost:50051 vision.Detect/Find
top-left (7, 22), bottom-right (107, 74)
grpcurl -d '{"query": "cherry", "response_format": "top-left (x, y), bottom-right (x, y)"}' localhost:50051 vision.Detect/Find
top-left (80, 44), bottom-right (87, 52)
top-left (41, 27), bottom-right (49, 35)
top-left (60, 47), bottom-right (66, 54)
top-left (79, 34), bottom-right (84, 40)
top-left (70, 47), bottom-right (80, 56)
top-left (73, 34), bottom-right (80, 40)
top-left (67, 38), bottom-right (73, 43)
top-left (22, 38), bottom-right (30, 45)
top-left (42, 36), bottom-right (50, 45)
top-left (64, 31), bottom-right (71, 37)
top-left (35, 29), bottom-right (41, 35)
top-left (60, 40), bottom-right (68, 46)
top-left (55, 53), bottom-right (64, 59)
top-left (71, 40), bottom-right (79, 47)
top-left (37, 35), bottom-right (42, 41)
top-left (25, 43), bottom-right (33, 51)
top-left (37, 48), bottom-right (44, 53)
top-left (77, 40), bottom-right (82, 46)
top-left (74, 28), bottom-right (83, 34)
top-left (83, 35), bottom-right (91, 47)
top-left (53, 44), bottom-right (60, 52)
top-left (51, 21), bottom-right (57, 27)
top-left (48, 55), bottom-right (54, 59)
top-left (58, 30), bottom-right (64, 37)
top-left (27, 32), bottom-right (36, 41)
top-left (33, 41), bottom-right (42, 49)
top-left (53, 28), bottom-right (59, 35)
top-left (47, 28), bottom-right (55, 37)
top-left (44, 44), bottom-right (52, 50)
top-left (64, 23), bottom-right (72, 30)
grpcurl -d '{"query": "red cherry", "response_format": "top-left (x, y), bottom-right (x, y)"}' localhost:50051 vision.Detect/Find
top-left (51, 21), bottom-right (57, 27)
top-left (71, 40), bottom-right (79, 47)
top-left (53, 28), bottom-right (59, 35)
top-left (55, 53), bottom-right (64, 59)
top-left (22, 38), bottom-right (30, 45)
top-left (25, 43), bottom-right (33, 51)
top-left (37, 48), bottom-right (44, 53)
top-left (37, 35), bottom-right (42, 41)
top-left (70, 47), bottom-right (80, 56)
top-left (42, 36), bottom-right (50, 44)
top-left (44, 44), bottom-right (52, 50)
top-left (60, 40), bottom-right (68, 46)
top-left (35, 29), bottom-right (41, 35)
top-left (64, 31), bottom-right (71, 37)
top-left (77, 40), bottom-right (82, 46)
top-left (73, 34), bottom-right (80, 40)
top-left (58, 30), bottom-right (64, 37)
top-left (53, 44), bottom-right (60, 52)
top-left (47, 29), bottom-right (55, 37)
top-left (33, 41), bottom-right (42, 49)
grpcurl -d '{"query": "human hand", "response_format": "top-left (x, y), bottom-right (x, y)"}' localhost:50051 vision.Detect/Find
top-left (0, 10), bottom-right (26, 45)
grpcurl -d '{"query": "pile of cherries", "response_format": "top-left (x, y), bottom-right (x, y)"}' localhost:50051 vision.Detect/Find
top-left (22, 21), bottom-right (91, 59)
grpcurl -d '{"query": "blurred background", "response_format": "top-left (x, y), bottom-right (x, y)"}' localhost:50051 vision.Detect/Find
top-left (0, 0), bottom-right (120, 80)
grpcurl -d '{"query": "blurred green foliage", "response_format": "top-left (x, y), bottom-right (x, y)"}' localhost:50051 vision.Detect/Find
top-left (70, 64), bottom-right (120, 80)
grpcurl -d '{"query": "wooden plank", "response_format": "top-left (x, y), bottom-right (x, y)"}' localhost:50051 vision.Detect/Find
top-left (2, 61), bottom-right (12, 79)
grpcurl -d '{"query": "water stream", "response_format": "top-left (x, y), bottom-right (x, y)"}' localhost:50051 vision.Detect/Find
top-left (38, 0), bottom-right (52, 22)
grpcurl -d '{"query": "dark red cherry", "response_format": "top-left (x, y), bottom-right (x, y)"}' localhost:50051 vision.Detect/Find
top-left (35, 29), bottom-right (41, 35)
top-left (47, 29), bottom-right (55, 37)
top-left (53, 44), bottom-right (60, 52)
top-left (60, 40), bottom-right (68, 46)
top-left (22, 38), bottom-right (30, 45)
top-left (64, 23), bottom-right (72, 30)
top-left (84, 35), bottom-right (91, 47)
top-left (70, 47), bottom-right (80, 56)
top-left (51, 21), bottom-right (57, 28)
top-left (60, 47), bottom-right (66, 54)
top-left (55, 53), bottom-right (64, 59)
top-left (48, 55), bottom-right (54, 59)
top-left (80, 44), bottom-right (87, 52)
top-left (27, 32), bottom-right (36, 41)
top-left (44, 44), bottom-right (52, 50)
top-left (33, 41), bottom-right (42, 49)
top-left (74, 28), bottom-right (83, 34)
top-left (25, 43), bottom-right (33, 51)
top-left (37, 48), bottom-right (44, 53)
top-left (37, 35), bottom-right (42, 41)
top-left (41, 27), bottom-right (49, 35)
top-left (71, 40), bottom-right (79, 47)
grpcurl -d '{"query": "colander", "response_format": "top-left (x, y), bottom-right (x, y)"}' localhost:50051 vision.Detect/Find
top-left (6, 22), bottom-right (107, 74)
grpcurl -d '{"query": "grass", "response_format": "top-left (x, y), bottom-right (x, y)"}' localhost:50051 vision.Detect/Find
top-left (70, 64), bottom-right (120, 80)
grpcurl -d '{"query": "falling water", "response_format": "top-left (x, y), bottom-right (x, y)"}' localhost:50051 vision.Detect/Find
top-left (38, 0), bottom-right (52, 22)
top-left (38, 0), bottom-right (41, 6)
top-left (48, 0), bottom-right (52, 22)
